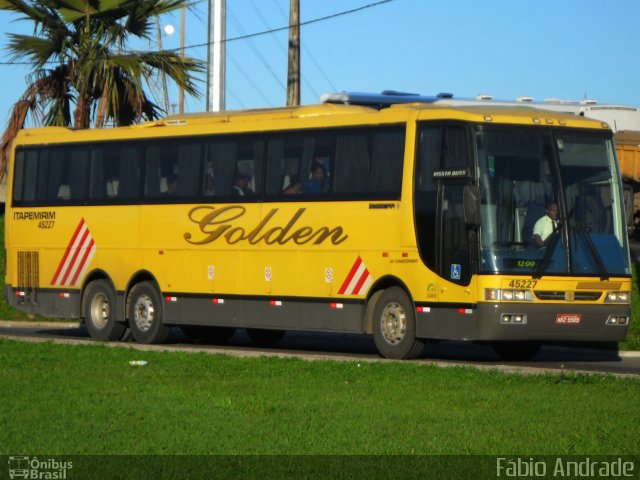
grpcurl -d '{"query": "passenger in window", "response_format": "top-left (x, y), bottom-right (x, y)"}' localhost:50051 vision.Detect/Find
top-left (106, 178), bottom-right (119, 197)
top-left (311, 155), bottom-right (330, 174)
top-left (57, 184), bottom-right (70, 200)
top-left (166, 174), bottom-right (178, 195)
top-left (283, 174), bottom-right (302, 195)
top-left (204, 174), bottom-right (215, 195)
top-left (232, 172), bottom-right (254, 196)
top-left (532, 201), bottom-right (559, 247)
top-left (304, 164), bottom-right (328, 194)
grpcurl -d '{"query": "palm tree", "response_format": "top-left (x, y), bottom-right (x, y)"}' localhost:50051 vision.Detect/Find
top-left (0, 0), bottom-right (205, 179)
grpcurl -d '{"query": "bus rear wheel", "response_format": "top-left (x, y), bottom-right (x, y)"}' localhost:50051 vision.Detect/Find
top-left (83, 280), bottom-right (127, 341)
top-left (372, 287), bottom-right (424, 359)
top-left (128, 281), bottom-right (170, 344)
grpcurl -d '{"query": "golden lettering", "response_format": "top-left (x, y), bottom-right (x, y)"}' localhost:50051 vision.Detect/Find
top-left (184, 205), bottom-right (349, 246)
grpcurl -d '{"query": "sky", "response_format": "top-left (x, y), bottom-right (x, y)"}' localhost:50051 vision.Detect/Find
top-left (0, 0), bottom-right (639, 124)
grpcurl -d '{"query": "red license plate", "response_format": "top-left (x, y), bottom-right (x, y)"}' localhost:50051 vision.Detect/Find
top-left (556, 313), bottom-right (581, 324)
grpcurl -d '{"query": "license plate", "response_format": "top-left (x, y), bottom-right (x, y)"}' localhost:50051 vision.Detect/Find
top-left (556, 313), bottom-right (581, 324)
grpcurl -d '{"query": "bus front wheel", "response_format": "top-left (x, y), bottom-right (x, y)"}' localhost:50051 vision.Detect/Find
top-left (372, 287), bottom-right (424, 360)
top-left (83, 280), bottom-right (127, 341)
top-left (128, 282), bottom-right (170, 344)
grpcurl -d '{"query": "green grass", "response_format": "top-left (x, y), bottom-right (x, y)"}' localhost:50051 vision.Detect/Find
top-left (0, 338), bottom-right (638, 456)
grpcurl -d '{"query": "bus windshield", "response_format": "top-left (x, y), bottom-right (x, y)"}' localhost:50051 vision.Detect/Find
top-left (477, 126), bottom-right (630, 277)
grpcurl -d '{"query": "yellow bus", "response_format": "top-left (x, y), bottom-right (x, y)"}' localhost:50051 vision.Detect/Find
top-left (4, 92), bottom-right (632, 359)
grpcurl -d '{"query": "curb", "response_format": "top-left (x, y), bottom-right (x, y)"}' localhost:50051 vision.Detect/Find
top-left (0, 320), bottom-right (640, 358)
top-left (1, 332), bottom-right (638, 379)
top-left (0, 320), bottom-right (81, 329)
top-left (0, 321), bottom-right (640, 378)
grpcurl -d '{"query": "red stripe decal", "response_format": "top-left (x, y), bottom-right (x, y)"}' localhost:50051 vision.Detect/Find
top-left (70, 239), bottom-right (95, 286)
top-left (338, 256), bottom-right (363, 295)
top-left (50, 219), bottom-right (85, 284)
top-left (352, 267), bottom-right (370, 294)
top-left (60, 228), bottom-right (90, 285)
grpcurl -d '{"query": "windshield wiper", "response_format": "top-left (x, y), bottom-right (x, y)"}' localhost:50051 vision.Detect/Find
top-left (574, 223), bottom-right (609, 280)
top-left (532, 221), bottom-right (562, 279)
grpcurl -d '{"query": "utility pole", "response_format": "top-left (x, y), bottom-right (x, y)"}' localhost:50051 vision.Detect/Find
top-left (207, 0), bottom-right (226, 112)
top-left (286, 0), bottom-right (300, 106)
top-left (154, 16), bottom-right (170, 114)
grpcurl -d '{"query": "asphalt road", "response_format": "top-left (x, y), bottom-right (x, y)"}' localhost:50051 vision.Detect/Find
top-left (1, 322), bottom-right (639, 377)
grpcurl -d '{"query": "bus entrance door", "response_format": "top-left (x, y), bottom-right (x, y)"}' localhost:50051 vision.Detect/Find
top-left (416, 181), bottom-right (476, 341)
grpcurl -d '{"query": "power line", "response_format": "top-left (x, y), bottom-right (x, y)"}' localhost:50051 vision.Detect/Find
top-left (0, 0), bottom-right (397, 66)
top-left (186, 0), bottom-right (396, 52)
top-left (228, 55), bottom-right (274, 106)
top-left (228, 8), bottom-right (286, 90)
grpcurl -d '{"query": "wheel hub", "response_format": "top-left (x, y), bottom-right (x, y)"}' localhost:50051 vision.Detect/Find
top-left (90, 293), bottom-right (110, 329)
top-left (380, 301), bottom-right (406, 345)
top-left (133, 294), bottom-right (155, 332)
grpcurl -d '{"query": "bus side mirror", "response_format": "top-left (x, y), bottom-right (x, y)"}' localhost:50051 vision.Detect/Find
top-left (464, 184), bottom-right (481, 226)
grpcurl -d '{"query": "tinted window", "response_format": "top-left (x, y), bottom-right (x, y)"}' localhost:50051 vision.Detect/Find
top-left (265, 126), bottom-right (405, 200)
top-left (334, 129), bottom-right (404, 195)
top-left (89, 144), bottom-right (142, 201)
top-left (144, 141), bottom-right (202, 199)
top-left (203, 136), bottom-right (263, 199)
top-left (266, 133), bottom-right (334, 197)
top-left (12, 125), bottom-right (405, 206)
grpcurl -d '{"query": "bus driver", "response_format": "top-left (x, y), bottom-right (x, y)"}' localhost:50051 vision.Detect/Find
top-left (532, 201), bottom-right (559, 247)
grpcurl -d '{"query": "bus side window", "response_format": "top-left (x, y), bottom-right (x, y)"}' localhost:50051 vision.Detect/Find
top-left (203, 160), bottom-right (215, 196)
top-left (265, 138), bottom-right (288, 195)
top-left (176, 142), bottom-right (201, 198)
top-left (266, 136), bottom-right (308, 196)
top-left (159, 144), bottom-right (179, 195)
top-left (235, 138), bottom-right (264, 195)
top-left (205, 140), bottom-right (238, 197)
top-left (44, 148), bottom-right (89, 202)
top-left (145, 146), bottom-right (162, 197)
top-left (118, 147), bottom-right (142, 199)
top-left (334, 132), bottom-right (368, 194)
top-left (333, 127), bottom-right (403, 196)
top-left (14, 150), bottom-right (39, 203)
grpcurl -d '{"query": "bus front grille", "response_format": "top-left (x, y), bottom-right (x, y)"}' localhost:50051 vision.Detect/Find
top-left (534, 290), bottom-right (602, 301)
top-left (17, 251), bottom-right (40, 288)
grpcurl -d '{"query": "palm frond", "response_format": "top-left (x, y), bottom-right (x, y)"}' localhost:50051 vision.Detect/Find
top-left (135, 51), bottom-right (205, 97)
top-left (6, 33), bottom-right (64, 68)
top-left (1, 0), bottom-right (205, 182)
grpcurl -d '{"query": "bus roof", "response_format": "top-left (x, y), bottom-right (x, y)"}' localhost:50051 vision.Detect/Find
top-left (13, 97), bottom-right (610, 145)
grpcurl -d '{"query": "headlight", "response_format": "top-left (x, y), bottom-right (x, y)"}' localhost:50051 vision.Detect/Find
top-left (484, 289), bottom-right (534, 301)
top-left (604, 291), bottom-right (630, 303)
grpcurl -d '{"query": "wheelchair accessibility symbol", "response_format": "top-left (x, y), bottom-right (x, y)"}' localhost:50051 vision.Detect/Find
top-left (451, 264), bottom-right (461, 280)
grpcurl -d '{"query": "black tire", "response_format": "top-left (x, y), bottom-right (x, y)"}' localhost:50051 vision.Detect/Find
top-left (246, 328), bottom-right (285, 347)
top-left (492, 342), bottom-right (541, 361)
top-left (372, 287), bottom-right (424, 359)
top-left (83, 280), bottom-right (127, 341)
top-left (181, 326), bottom-right (236, 344)
top-left (127, 281), bottom-right (170, 344)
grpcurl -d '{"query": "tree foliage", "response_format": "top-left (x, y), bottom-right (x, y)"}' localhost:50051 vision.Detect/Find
top-left (0, 0), bottom-right (205, 179)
